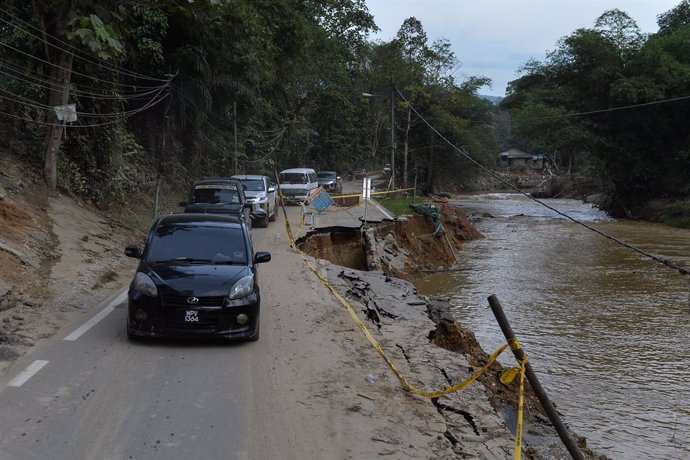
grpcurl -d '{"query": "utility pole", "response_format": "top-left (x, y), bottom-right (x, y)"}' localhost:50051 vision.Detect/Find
top-left (233, 100), bottom-right (238, 175)
top-left (154, 74), bottom-right (175, 218)
top-left (390, 82), bottom-right (396, 190)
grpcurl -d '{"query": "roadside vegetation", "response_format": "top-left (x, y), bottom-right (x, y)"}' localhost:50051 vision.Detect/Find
top-left (375, 195), bottom-right (424, 216)
top-left (0, 1), bottom-right (689, 224)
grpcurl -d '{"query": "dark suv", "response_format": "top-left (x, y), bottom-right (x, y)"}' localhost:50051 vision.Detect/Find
top-left (179, 177), bottom-right (264, 226)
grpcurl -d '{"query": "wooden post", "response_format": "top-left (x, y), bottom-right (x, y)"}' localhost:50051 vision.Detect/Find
top-left (487, 294), bottom-right (586, 460)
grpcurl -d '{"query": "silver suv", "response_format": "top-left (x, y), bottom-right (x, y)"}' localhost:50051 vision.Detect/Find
top-left (231, 175), bottom-right (277, 228)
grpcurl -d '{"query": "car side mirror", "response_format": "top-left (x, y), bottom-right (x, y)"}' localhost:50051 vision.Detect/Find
top-left (125, 245), bottom-right (142, 259)
top-left (336, 176), bottom-right (340, 180)
top-left (178, 201), bottom-right (187, 207)
top-left (268, 187), bottom-right (275, 193)
top-left (254, 251), bottom-right (271, 264)
top-left (243, 202), bottom-right (253, 209)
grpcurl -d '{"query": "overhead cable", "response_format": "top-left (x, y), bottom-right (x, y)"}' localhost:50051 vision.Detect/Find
top-left (0, 8), bottom-right (168, 83)
top-left (395, 87), bottom-right (689, 278)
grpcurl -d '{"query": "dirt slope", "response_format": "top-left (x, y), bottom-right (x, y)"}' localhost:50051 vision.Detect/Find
top-left (0, 154), bottom-right (135, 371)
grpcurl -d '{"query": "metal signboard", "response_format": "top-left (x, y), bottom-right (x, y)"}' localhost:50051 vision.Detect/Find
top-left (306, 186), bottom-right (333, 214)
top-left (54, 104), bottom-right (77, 123)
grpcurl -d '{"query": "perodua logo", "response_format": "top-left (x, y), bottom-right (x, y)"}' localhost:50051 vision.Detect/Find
top-left (187, 297), bottom-right (199, 305)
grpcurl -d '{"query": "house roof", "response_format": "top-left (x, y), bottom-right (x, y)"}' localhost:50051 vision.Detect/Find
top-left (499, 148), bottom-right (532, 159)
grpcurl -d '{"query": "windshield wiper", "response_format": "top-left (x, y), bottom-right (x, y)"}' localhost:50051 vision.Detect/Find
top-left (171, 257), bottom-right (212, 263)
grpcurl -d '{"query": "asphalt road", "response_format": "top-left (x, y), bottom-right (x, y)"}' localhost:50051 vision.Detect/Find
top-left (0, 294), bottom-right (258, 459)
top-left (0, 221), bottom-right (283, 460)
top-left (0, 187), bottom-right (388, 460)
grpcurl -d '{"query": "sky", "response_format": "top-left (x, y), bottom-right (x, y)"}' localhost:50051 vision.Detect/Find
top-left (365, 0), bottom-right (681, 96)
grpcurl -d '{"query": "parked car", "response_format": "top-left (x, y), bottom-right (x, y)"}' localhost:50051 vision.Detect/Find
top-left (124, 213), bottom-right (271, 341)
top-left (231, 174), bottom-right (277, 228)
top-left (383, 163), bottom-right (391, 174)
top-left (278, 168), bottom-right (319, 202)
top-left (352, 168), bottom-right (368, 181)
top-left (316, 171), bottom-right (343, 194)
top-left (179, 177), bottom-right (258, 227)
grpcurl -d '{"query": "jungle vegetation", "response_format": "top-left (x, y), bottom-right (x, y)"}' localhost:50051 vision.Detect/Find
top-left (0, 1), bottom-right (689, 218)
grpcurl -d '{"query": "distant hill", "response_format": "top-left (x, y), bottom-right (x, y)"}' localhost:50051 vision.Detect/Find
top-left (478, 94), bottom-right (503, 105)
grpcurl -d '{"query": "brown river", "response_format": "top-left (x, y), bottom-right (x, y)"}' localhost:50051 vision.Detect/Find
top-left (412, 193), bottom-right (690, 460)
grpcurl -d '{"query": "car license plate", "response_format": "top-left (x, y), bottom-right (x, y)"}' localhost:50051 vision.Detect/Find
top-left (183, 309), bottom-right (199, 323)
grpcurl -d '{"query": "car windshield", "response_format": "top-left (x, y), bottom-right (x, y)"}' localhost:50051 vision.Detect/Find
top-left (237, 179), bottom-right (265, 191)
top-left (317, 172), bottom-right (336, 179)
top-left (279, 173), bottom-right (307, 184)
top-left (146, 224), bottom-right (247, 264)
top-left (191, 185), bottom-right (240, 204)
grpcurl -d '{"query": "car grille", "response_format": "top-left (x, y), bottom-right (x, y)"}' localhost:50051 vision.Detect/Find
top-left (161, 294), bottom-right (225, 308)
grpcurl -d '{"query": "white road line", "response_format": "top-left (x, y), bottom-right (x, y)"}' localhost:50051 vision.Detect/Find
top-left (7, 360), bottom-right (49, 387)
top-left (371, 200), bottom-right (394, 220)
top-left (63, 290), bottom-right (127, 342)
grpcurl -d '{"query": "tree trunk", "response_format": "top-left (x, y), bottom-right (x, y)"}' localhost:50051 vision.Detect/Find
top-left (34, 0), bottom-right (74, 191)
top-left (43, 49), bottom-right (73, 190)
top-left (402, 106), bottom-right (411, 188)
top-left (427, 135), bottom-right (435, 194)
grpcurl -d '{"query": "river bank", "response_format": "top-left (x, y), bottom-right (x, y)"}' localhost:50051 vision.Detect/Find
top-left (412, 192), bottom-right (690, 459)
top-left (296, 192), bottom-right (601, 459)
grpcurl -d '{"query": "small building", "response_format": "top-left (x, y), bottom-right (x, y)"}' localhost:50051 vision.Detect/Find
top-left (499, 148), bottom-right (544, 169)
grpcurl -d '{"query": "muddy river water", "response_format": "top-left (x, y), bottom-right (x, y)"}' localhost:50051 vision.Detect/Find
top-left (412, 193), bottom-right (690, 460)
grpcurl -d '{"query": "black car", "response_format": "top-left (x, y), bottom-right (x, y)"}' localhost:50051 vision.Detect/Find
top-left (124, 213), bottom-right (271, 341)
top-left (179, 177), bottom-right (266, 226)
top-left (316, 171), bottom-right (343, 194)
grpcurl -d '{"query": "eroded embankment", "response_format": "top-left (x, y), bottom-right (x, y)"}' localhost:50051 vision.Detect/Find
top-left (298, 200), bottom-right (599, 460)
top-left (298, 200), bottom-right (484, 278)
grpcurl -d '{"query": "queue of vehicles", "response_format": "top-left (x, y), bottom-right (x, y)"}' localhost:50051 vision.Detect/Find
top-left (123, 167), bottom-right (347, 343)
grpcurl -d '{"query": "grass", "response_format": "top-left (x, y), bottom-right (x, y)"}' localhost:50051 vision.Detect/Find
top-left (375, 195), bottom-right (428, 216)
top-left (663, 217), bottom-right (690, 229)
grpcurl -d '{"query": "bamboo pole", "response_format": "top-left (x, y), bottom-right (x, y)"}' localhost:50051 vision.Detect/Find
top-left (487, 294), bottom-right (586, 460)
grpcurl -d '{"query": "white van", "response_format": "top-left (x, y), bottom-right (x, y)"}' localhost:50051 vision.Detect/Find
top-left (278, 168), bottom-right (319, 201)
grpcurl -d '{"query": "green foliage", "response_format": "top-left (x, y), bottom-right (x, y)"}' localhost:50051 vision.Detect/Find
top-left (66, 14), bottom-right (124, 59)
top-left (4, 0), bottom-right (498, 209)
top-left (502, 6), bottom-right (690, 214)
top-left (376, 196), bottom-right (426, 216)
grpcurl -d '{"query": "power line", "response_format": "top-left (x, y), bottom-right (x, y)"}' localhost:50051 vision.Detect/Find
top-left (0, 41), bottom-right (164, 90)
top-left (395, 86), bottom-right (689, 278)
top-left (0, 65), bottom-right (168, 101)
top-left (0, 90), bottom-right (169, 127)
top-left (0, 8), bottom-right (168, 83)
top-left (0, 76), bottom-right (171, 119)
top-left (510, 94), bottom-right (690, 122)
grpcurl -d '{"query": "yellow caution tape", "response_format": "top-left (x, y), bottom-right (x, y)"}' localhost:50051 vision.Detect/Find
top-left (508, 337), bottom-right (522, 351)
top-left (370, 187), bottom-right (415, 196)
top-left (500, 354), bottom-right (528, 460)
top-left (330, 193), bottom-right (362, 199)
top-left (280, 195), bottom-right (525, 459)
top-left (329, 187), bottom-right (415, 200)
top-left (514, 358), bottom-right (527, 460)
top-left (280, 198), bottom-right (508, 399)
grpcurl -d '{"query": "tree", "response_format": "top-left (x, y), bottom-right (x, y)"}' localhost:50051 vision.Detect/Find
top-left (31, 0), bottom-right (126, 190)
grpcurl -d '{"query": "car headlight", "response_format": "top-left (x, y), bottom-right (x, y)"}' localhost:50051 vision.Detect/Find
top-left (134, 273), bottom-right (158, 297)
top-left (228, 274), bottom-right (254, 299)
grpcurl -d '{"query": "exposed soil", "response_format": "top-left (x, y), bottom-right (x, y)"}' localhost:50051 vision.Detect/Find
top-left (0, 152), bottom-right (135, 371)
top-left (298, 199), bottom-right (484, 278)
